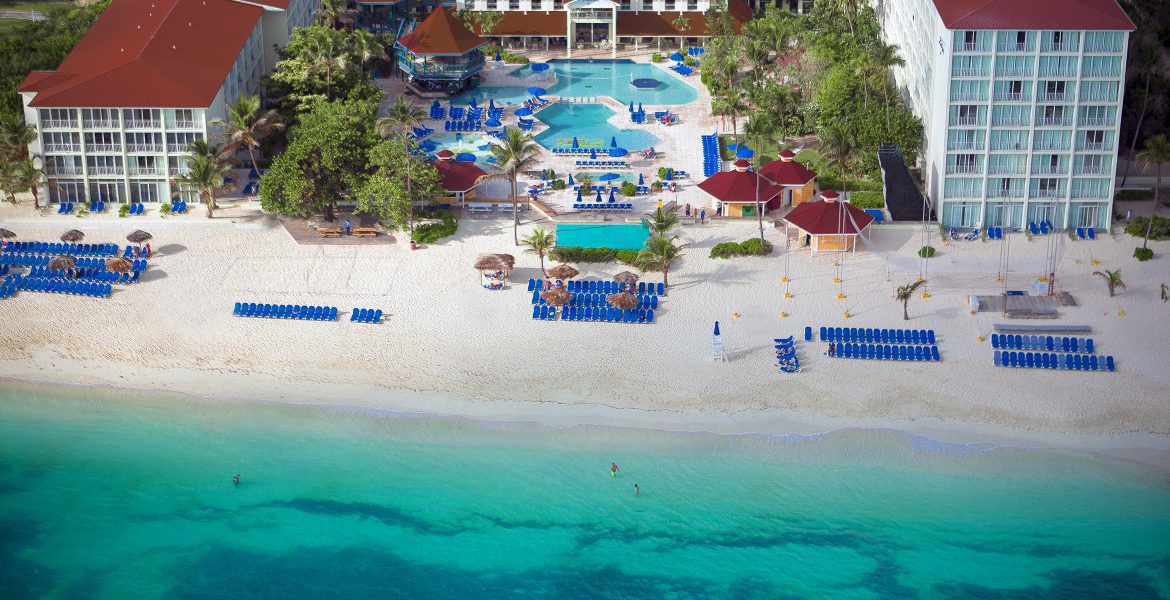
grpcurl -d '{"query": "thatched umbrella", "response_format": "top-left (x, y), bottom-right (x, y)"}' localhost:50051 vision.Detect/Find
top-left (613, 270), bottom-right (640, 290)
top-left (48, 255), bottom-right (76, 272)
top-left (0, 228), bottom-right (15, 239)
top-left (541, 287), bottom-right (573, 306)
top-left (60, 229), bottom-right (84, 242)
top-left (474, 253), bottom-right (506, 272)
top-left (547, 264), bottom-right (579, 280)
top-left (105, 257), bottom-right (134, 273)
top-left (607, 291), bottom-right (638, 311)
top-left (494, 253), bottom-right (515, 271)
top-left (126, 230), bottom-right (152, 244)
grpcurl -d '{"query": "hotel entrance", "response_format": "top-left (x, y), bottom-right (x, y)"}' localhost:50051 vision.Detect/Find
top-left (566, 0), bottom-right (617, 57)
top-left (574, 22), bottom-right (611, 46)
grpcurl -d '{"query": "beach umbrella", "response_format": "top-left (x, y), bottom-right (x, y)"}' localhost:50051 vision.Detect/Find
top-left (60, 229), bottom-right (84, 242)
top-left (48, 255), bottom-right (76, 271)
top-left (735, 144), bottom-right (754, 159)
top-left (455, 152), bottom-right (477, 162)
top-left (488, 99), bottom-right (496, 110)
top-left (547, 264), bottom-right (580, 280)
top-left (595, 188), bottom-right (603, 202)
top-left (610, 136), bottom-right (618, 148)
top-left (665, 169), bottom-right (673, 181)
top-left (541, 287), bottom-right (573, 306)
top-left (494, 51), bottom-right (501, 61)
top-left (470, 97), bottom-right (478, 109)
top-left (637, 173), bottom-right (645, 186)
top-left (474, 253), bottom-right (507, 273)
top-left (0, 228), bottom-right (15, 239)
top-left (485, 118), bottom-right (502, 128)
top-left (669, 51), bottom-right (684, 62)
top-left (572, 136), bottom-right (579, 149)
top-left (628, 101), bottom-right (635, 112)
top-left (527, 86), bottom-right (547, 97)
top-left (714, 321), bottom-right (721, 336)
top-left (598, 172), bottom-right (621, 182)
top-left (609, 147), bottom-right (628, 158)
top-left (126, 230), bottom-right (152, 244)
top-left (514, 107), bottom-right (533, 117)
top-left (105, 257), bottom-right (133, 273)
top-left (576, 187), bottom-right (583, 202)
top-left (608, 188), bottom-right (616, 203)
top-left (638, 102), bottom-right (643, 113)
top-left (613, 271), bottom-right (639, 289)
top-left (495, 254), bottom-right (515, 271)
top-left (567, 174), bottom-right (575, 185)
top-left (589, 149), bottom-right (597, 160)
top-left (606, 291), bottom-right (638, 310)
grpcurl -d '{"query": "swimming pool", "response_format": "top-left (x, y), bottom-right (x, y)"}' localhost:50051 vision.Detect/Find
top-left (556, 223), bottom-right (649, 250)
top-left (534, 103), bottom-right (659, 152)
top-left (424, 132), bottom-right (497, 163)
top-left (454, 60), bottom-right (698, 106)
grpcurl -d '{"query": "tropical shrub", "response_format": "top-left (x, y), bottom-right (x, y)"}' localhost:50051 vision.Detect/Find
top-left (551, 179), bottom-right (566, 190)
top-left (1125, 216), bottom-right (1170, 240)
top-left (683, 57), bottom-right (697, 66)
top-left (651, 52), bottom-right (663, 63)
top-left (548, 246), bottom-right (640, 265)
top-left (849, 191), bottom-right (884, 209)
top-left (159, 203), bottom-right (171, 216)
top-left (1115, 189), bottom-right (1154, 202)
top-left (1134, 247), bottom-right (1154, 261)
top-left (118, 204), bottom-right (130, 218)
top-left (502, 53), bottom-right (529, 65)
top-left (709, 238), bottom-right (773, 258)
top-left (620, 181), bottom-right (637, 196)
top-left (411, 209), bottom-right (457, 243)
top-left (917, 245), bottom-right (936, 258)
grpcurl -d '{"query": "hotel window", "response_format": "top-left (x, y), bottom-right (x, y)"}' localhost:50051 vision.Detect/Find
top-left (1081, 130), bottom-right (1106, 150)
top-left (1033, 130), bottom-right (1070, 151)
top-left (49, 181), bottom-right (85, 203)
top-left (1040, 80), bottom-right (1067, 101)
top-left (989, 130), bottom-right (1027, 151)
top-left (943, 177), bottom-right (982, 199)
top-left (620, 0), bottom-right (631, 8)
top-left (1079, 105), bottom-right (1114, 126)
top-left (509, 0), bottom-right (519, 8)
top-left (1081, 56), bottom-right (1121, 78)
top-left (995, 56), bottom-right (1031, 77)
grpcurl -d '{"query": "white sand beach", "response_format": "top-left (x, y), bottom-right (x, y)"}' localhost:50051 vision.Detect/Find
top-left (2, 200), bottom-right (1169, 464)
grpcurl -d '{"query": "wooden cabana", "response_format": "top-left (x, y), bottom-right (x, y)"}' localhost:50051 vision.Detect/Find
top-left (782, 190), bottom-right (875, 255)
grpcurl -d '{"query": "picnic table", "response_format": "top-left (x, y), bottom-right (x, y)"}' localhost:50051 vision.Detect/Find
top-left (352, 227), bottom-right (378, 238)
top-left (317, 227), bottom-right (341, 238)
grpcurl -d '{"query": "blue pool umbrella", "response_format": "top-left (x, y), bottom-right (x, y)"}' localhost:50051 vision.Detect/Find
top-left (485, 118), bottom-right (502, 127)
top-left (455, 152), bottom-right (476, 162)
top-left (567, 174), bottom-right (575, 185)
top-left (608, 188), bottom-right (616, 203)
top-left (610, 136), bottom-right (618, 148)
top-left (669, 51), bottom-right (684, 62)
top-left (572, 136), bottom-right (579, 148)
top-left (470, 97), bottom-right (478, 109)
top-left (576, 187), bottom-right (582, 202)
top-left (540, 170), bottom-right (547, 180)
top-left (628, 101), bottom-right (635, 112)
top-left (248, 167), bottom-right (259, 180)
top-left (714, 321), bottom-right (720, 336)
top-left (527, 86), bottom-right (547, 97)
top-left (494, 51), bottom-right (501, 61)
top-left (595, 188), bottom-right (603, 202)
top-left (589, 149), bottom-right (597, 159)
top-left (638, 102), bottom-right (643, 113)
top-left (514, 106), bottom-right (533, 117)
top-left (531, 63), bottom-right (550, 72)
top-left (735, 144), bottom-right (754, 159)
top-left (637, 173), bottom-right (645, 185)
top-left (431, 98), bottom-right (440, 108)
top-left (488, 99), bottom-right (496, 110)
top-left (598, 172), bottom-right (621, 181)
top-left (665, 169), bottom-right (673, 180)
top-left (609, 147), bottom-right (628, 157)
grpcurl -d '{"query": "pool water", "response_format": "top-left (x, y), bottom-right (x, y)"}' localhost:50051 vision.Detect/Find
top-left (424, 132), bottom-right (496, 163)
top-left (454, 60), bottom-right (698, 106)
top-left (556, 222), bottom-right (650, 250)
top-left (534, 103), bottom-right (660, 152)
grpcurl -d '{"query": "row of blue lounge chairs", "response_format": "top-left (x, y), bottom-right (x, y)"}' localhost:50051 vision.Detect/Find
top-left (19, 277), bottom-right (111, 297)
top-left (986, 227), bottom-right (1005, 239)
top-left (991, 334), bottom-right (1094, 353)
top-left (3, 241), bottom-right (121, 256)
top-left (575, 160), bottom-right (627, 168)
top-left (127, 203), bottom-right (147, 215)
top-left (775, 336), bottom-right (800, 373)
top-left (532, 304), bottom-right (655, 323)
top-left (702, 133), bottom-right (720, 176)
top-left (445, 120), bottom-right (481, 131)
top-left (529, 279), bottom-right (665, 296)
top-left (234, 303), bottom-right (337, 320)
top-left (550, 147), bottom-right (607, 155)
top-left (0, 253), bottom-right (49, 267)
top-left (350, 308), bottom-right (382, 323)
top-left (170, 200), bottom-right (189, 214)
top-left (88, 201), bottom-right (108, 213)
top-left (0, 281), bottom-right (14, 299)
top-left (531, 290), bottom-right (659, 310)
top-left (573, 203), bottom-right (634, 211)
top-left (630, 111), bottom-right (647, 124)
top-left (412, 125), bottom-right (435, 139)
top-left (816, 326), bottom-right (937, 346)
top-left (669, 63), bottom-right (694, 76)
top-left (1028, 221), bottom-right (1054, 235)
top-left (1075, 227), bottom-right (1097, 240)
top-left (27, 266), bottom-right (141, 284)
top-left (994, 351), bottom-right (1114, 372)
top-left (832, 343), bottom-right (941, 362)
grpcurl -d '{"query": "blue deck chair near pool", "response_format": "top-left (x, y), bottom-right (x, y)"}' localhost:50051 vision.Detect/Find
top-left (931, 346), bottom-right (940, 361)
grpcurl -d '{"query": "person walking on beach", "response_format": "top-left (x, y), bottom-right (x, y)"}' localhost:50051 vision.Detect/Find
top-left (699, 209), bottom-right (706, 224)
top-left (611, 463), bottom-right (619, 477)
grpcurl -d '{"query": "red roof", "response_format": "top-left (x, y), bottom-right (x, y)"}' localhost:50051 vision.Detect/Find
top-left (20, 0), bottom-right (263, 108)
top-left (783, 198), bottom-right (875, 235)
top-left (398, 6), bottom-right (485, 56)
top-left (760, 157), bottom-right (817, 186)
top-left (932, 0), bottom-right (1133, 30)
top-left (697, 169), bottom-right (785, 203)
top-left (432, 159), bottom-right (487, 193)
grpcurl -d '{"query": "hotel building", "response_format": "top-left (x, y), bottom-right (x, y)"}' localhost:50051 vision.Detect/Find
top-left (19, 0), bottom-right (317, 206)
top-left (874, 0), bottom-right (1133, 229)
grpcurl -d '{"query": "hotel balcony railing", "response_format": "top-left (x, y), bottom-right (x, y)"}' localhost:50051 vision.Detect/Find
top-left (988, 165), bottom-right (1026, 175)
top-left (1073, 165), bottom-right (1111, 176)
top-left (946, 165), bottom-right (982, 175)
top-left (1080, 93), bottom-right (1118, 102)
top-left (87, 166), bottom-right (124, 176)
top-left (1032, 166), bottom-right (1068, 176)
top-left (124, 119), bottom-right (162, 129)
top-left (126, 143), bottom-right (164, 153)
top-left (168, 120), bottom-right (199, 129)
top-left (1071, 190), bottom-right (1110, 199)
top-left (44, 143), bottom-right (80, 153)
top-left (400, 56), bottom-right (486, 76)
top-left (129, 168), bottom-right (165, 177)
top-left (992, 189), bottom-right (1027, 198)
top-left (993, 93), bottom-right (1026, 102)
top-left (950, 93), bottom-right (987, 102)
top-left (992, 118), bottom-right (1029, 127)
top-left (1083, 43), bottom-right (1122, 53)
top-left (996, 43), bottom-right (1033, 53)
top-left (41, 119), bottom-right (77, 129)
top-left (950, 116), bottom-right (983, 126)
top-left (995, 68), bottom-right (1032, 78)
top-left (957, 43), bottom-right (991, 52)
top-left (1038, 68), bottom-right (1077, 78)
top-left (952, 67), bottom-right (990, 78)
top-left (1078, 117), bottom-right (1114, 126)
top-left (1041, 43), bottom-right (1077, 53)
top-left (989, 142), bottom-right (1027, 151)
top-left (1037, 93), bottom-right (1070, 102)
top-left (1082, 68), bottom-right (1121, 78)
top-left (948, 141), bottom-right (984, 150)
top-left (82, 120), bottom-right (119, 129)
top-left (46, 166), bottom-right (83, 176)
top-left (167, 143), bottom-right (195, 153)
top-left (85, 144), bottom-right (122, 153)
top-left (168, 167), bottom-right (190, 176)
top-left (1033, 142), bottom-right (1070, 151)
top-left (1035, 117), bottom-right (1071, 127)
top-left (1029, 189), bottom-right (1064, 199)
top-left (1077, 142), bottom-right (1110, 152)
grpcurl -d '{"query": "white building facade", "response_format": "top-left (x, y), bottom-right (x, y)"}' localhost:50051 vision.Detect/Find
top-left (874, 0), bottom-right (1133, 230)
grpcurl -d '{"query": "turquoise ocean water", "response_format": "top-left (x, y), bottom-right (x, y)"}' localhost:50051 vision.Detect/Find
top-left (2, 383), bottom-right (1169, 599)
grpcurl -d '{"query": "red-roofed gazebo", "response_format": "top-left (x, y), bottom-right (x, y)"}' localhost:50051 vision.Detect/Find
top-left (782, 190), bottom-right (875, 255)
top-left (395, 6), bottom-right (487, 90)
top-left (697, 159), bottom-right (786, 218)
top-left (759, 150), bottom-right (818, 208)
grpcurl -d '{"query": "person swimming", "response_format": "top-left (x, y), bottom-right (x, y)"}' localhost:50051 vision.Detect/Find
top-left (611, 463), bottom-right (619, 477)
top-left (233, 473), bottom-right (240, 486)
top-left (635, 483), bottom-right (640, 496)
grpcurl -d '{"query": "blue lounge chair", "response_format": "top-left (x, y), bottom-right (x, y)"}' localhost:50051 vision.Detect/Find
top-left (1105, 356), bottom-right (1115, 371)
top-left (930, 346), bottom-right (940, 362)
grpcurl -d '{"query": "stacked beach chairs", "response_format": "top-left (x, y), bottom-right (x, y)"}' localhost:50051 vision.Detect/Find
top-left (701, 134), bottom-right (720, 176)
top-left (775, 336), bottom-right (800, 373)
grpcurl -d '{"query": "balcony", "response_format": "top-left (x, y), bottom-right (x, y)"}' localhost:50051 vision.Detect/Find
top-left (85, 144), bottom-right (122, 153)
top-left (1082, 68), bottom-right (1120, 79)
top-left (996, 68), bottom-right (1032, 78)
top-left (168, 167), bottom-right (190, 176)
top-left (990, 142), bottom-right (1027, 151)
top-left (45, 166), bottom-right (83, 176)
top-left (1041, 43), bottom-right (1077, 53)
top-left (950, 117), bottom-right (983, 126)
top-left (1084, 42), bottom-right (1121, 53)
top-left (82, 119), bottom-right (119, 129)
top-left (1029, 189), bottom-right (1064, 199)
top-left (946, 165), bottom-right (983, 175)
top-left (994, 93), bottom-right (1026, 102)
top-left (1032, 166), bottom-right (1068, 176)
top-left (988, 165), bottom-right (1026, 175)
top-left (1037, 93), bottom-right (1070, 102)
top-left (169, 120), bottom-right (199, 129)
top-left (87, 166), bottom-right (124, 176)
top-left (129, 167), bottom-right (165, 177)
top-left (1034, 142), bottom-right (1069, 151)
top-left (44, 143), bottom-right (80, 153)
top-left (952, 67), bottom-right (990, 78)
top-left (124, 119), bottom-right (162, 129)
top-left (1074, 165), bottom-right (1111, 176)
top-left (1080, 93), bottom-right (1118, 103)
top-left (1077, 142), bottom-right (1110, 152)
top-left (950, 93), bottom-right (987, 102)
top-left (957, 43), bottom-right (991, 52)
top-left (997, 43), bottom-right (1033, 53)
top-left (992, 189), bottom-right (1026, 198)
top-left (1036, 117), bottom-right (1071, 127)
top-left (948, 141), bottom-right (984, 150)
top-left (41, 119), bottom-right (77, 129)
top-left (1071, 189), bottom-right (1110, 199)
top-left (1078, 117), bottom-right (1114, 127)
top-left (126, 143), bottom-right (164, 153)
top-left (992, 118), bottom-right (1029, 127)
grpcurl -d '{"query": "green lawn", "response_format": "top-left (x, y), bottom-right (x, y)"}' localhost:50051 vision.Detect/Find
top-left (0, 0), bottom-right (74, 12)
top-left (718, 133), bottom-right (812, 168)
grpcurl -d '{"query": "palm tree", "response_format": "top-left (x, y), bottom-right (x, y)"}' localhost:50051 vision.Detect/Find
top-left (648, 206), bottom-right (679, 235)
top-left (316, 0), bottom-right (357, 28)
top-left (173, 152), bottom-right (233, 218)
top-left (376, 97), bottom-right (426, 232)
top-left (187, 139), bottom-right (232, 163)
top-left (873, 42), bottom-right (906, 132)
top-left (351, 29), bottom-right (388, 75)
top-left (307, 31), bottom-right (352, 99)
top-left (637, 234), bottom-right (682, 288)
top-left (896, 279), bottom-right (926, 320)
top-left (0, 113), bottom-right (36, 159)
top-left (672, 14), bottom-right (691, 35)
top-left (1093, 269), bottom-right (1125, 297)
top-left (211, 93), bottom-right (284, 179)
top-left (721, 91), bottom-right (749, 143)
top-left (743, 116), bottom-right (774, 245)
top-left (1136, 134), bottom-right (1170, 250)
top-left (9, 157), bottom-right (46, 208)
top-left (820, 124), bottom-right (856, 197)
top-left (482, 128), bottom-right (542, 245)
top-left (521, 226), bottom-right (555, 276)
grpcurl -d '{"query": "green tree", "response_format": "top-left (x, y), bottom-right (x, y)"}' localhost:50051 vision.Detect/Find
top-left (672, 14), bottom-right (691, 34)
top-left (0, 1), bottom-right (109, 114)
top-left (637, 234), bottom-right (683, 288)
top-left (895, 279), bottom-right (926, 320)
top-left (743, 116), bottom-right (774, 245)
top-left (820, 123), bottom-right (857, 197)
top-left (211, 93), bottom-right (284, 178)
top-left (0, 113), bottom-right (36, 160)
top-left (1136, 134), bottom-right (1170, 251)
top-left (482, 127), bottom-right (542, 245)
top-left (521, 226), bottom-right (556, 276)
top-left (1093, 269), bottom-right (1125, 297)
top-left (267, 26), bottom-right (379, 114)
top-left (648, 206), bottom-right (680, 235)
top-left (316, 0), bottom-right (357, 28)
top-left (357, 135), bottom-right (442, 236)
top-left (8, 156), bottom-right (46, 208)
top-left (173, 152), bottom-right (233, 218)
top-left (375, 97), bottom-right (427, 231)
top-left (351, 29), bottom-right (388, 75)
top-left (716, 91), bottom-right (748, 143)
top-left (260, 99), bottom-right (377, 221)
top-left (873, 41), bottom-right (906, 132)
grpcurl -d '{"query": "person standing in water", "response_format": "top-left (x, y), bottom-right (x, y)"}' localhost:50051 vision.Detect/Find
top-left (611, 463), bottom-right (619, 477)
top-left (634, 484), bottom-right (640, 497)
top-left (233, 473), bottom-right (240, 486)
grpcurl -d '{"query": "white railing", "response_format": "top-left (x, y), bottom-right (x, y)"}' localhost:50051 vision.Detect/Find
top-left (1079, 117), bottom-right (1113, 126)
top-left (1078, 142), bottom-right (1109, 151)
top-left (1071, 190), bottom-right (1109, 199)
top-left (46, 167), bottom-right (82, 176)
top-left (124, 119), bottom-right (161, 129)
top-left (992, 118), bottom-right (1029, 127)
top-left (167, 144), bottom-right (193, 153)
top-left (44, 143), bottom-right (80, 152)
top-left (988, 165), bottom-right (1026, 175)
top-left (87, 166), bottom-right (123, 176)
top-left (169, 168), bottom-right (190, 176)
top-left (948, 141), bottom-right (983, 150)
top-left (41, 119), bottom-right (77, 129)
top-left (1074, 165), bottom-right (1110, 175)
top-left (129, 167), bottom-right (164, 176)
top-left (1034, 142), bottom-right (1069, 151)
top-left (950, 117), bottom-right (982, 126)
top-left (958, 43), bottom-right (991, 52)
top-left (1038, 68), bottom-right (1076, 78)
top-left (946, 165), bottom-right (982, 175)
top-left (85, 144), bottom-right (122, 152)
top-left (1041, 43), bottom-right (1077, 53)
top-left (994, 93), bottom-right (1025, 102)
top-left (997, 43), bottom-right (1032, 53)
top-left (996, 68), bottom-right (1032, 77)
top-left (1036, 117), bottom-right (1070, 126)
top-left (1030, 190), bottom-right (1063, 199)
top-left (1037, 93), bottom-right (1069, 102)
top-left (993, 189), bottom-right (1026, 198)
top-left (1080, 93), bottom-right (1118, 102)
top-left (169, 120), bottom-right (198, 129)
top-left (1083, 43), bottom-right (1121, 53)
top-left (952, 68), bottom-right (989, 78)
top-left (990, 142), bottom-right (1027, 151)
top-left (1032, 166), bottom-right (1067, 175)
top-left (950, 93), bottom-right (987, 102)
top-left (83, 120), bottom-right (119, 129)
top-left (126, 143), bottom-right (164, 152)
